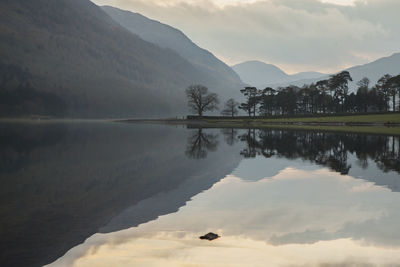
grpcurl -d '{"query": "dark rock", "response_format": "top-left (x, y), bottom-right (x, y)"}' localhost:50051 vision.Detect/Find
top-left (199, 232), bottom-right (220, 241)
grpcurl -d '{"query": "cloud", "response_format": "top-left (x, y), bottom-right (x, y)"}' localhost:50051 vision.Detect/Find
top-left (93, 0), bottom-right (400, 73)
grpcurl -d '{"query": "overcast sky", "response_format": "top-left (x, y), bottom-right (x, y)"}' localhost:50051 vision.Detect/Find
top-left (92, 0), bottom-right (400, 74)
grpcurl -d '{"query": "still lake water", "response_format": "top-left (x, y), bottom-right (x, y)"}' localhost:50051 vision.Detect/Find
top-left (1, 121), bottom-right (400, 267)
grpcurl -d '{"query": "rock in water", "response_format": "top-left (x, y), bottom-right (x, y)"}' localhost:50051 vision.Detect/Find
top-left (199, 232), bottom-right (220, 241)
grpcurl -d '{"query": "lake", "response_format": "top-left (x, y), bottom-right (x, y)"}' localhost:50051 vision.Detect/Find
top-left (1, 121), bottom-right (400, 266)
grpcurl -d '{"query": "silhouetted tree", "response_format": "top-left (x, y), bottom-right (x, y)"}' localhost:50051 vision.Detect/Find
top-left (239, 87), bottom-right (259, 117)
top-left (387, 74), bottom-right (400, 111)
top-left (276, 86), bottom-right (298, 115)
top-left (186, 85), bottom-right (219, 116)
top-left (259, 87), bottom-right (276, 116)
top-left (368, 86), bottom-right (386, 111)
top-left (377, 74), bottom-right (392, 111)
top-left (227, 72), bottom-right (400, 116)
top-left (316, 79), bottom-right (330, 113)
top-left (328, 71), bottom-right (353, 112)
top-left (221, 98), bottom-right (239, 117)
top-left (356, 77), bottom-right (370, 112)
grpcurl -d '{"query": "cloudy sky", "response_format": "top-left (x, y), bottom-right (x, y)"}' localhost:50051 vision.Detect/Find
top-left (92, 0), bottom-right (399, 74)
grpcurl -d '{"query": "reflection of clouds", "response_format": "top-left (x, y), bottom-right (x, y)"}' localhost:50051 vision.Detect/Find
top-left (48, 166), bottom-right (400, 266)
top-left (55, 236), bottom-right (400, 267)
top-left (350, 182), bottom-right (386, 193)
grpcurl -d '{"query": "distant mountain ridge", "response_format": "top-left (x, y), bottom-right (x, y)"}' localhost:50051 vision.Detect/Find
top-left (233, 53), bottom-right (400, 92)
top-left (345, 52), bottom-right (400, 90)
top-left (232, 60), bottom-right (326, 88)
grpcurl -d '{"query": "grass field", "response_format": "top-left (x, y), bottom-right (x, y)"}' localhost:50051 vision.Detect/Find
top-left (199, 113), bottom-right (400, 124)
top-left (185, 113), bottom-right (400, 135)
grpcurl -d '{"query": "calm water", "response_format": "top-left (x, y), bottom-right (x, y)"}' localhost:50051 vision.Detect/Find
top-left (1, 121), bottom-right (400, 267)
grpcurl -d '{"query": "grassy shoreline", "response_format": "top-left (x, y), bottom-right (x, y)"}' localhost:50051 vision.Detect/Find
top-left (121, 113), bottom-right (400, 135)
top-left (2, 113), bottom-right (400, 135)
top-left (191, 112), bottom-right (400, 124)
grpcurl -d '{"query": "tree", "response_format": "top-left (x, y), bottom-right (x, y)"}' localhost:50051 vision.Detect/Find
top-left (356, 77), bottom-right (370, 112)
top-left (389, 75), bottom-right (400, 111)
top-left (259, 87), bottom-right (276, 116)
top-left (368, 86), bottom-right (386, 112)
top-left (239, 87), bottom-right (259, 117)
top-left (186, 85), bottom-right (219, 116)
top-left (275, 86), bottom-right (298, 115)
top-left (377, 74), bottom-right (392, 111)
top-left (387, 74), bottom-right (400, 111)
top-left (328, 71), bottom-right (353, 112)
top-left (221, 98), bottom-right (239, 117)
top-left (316, 79), bottom-right (331, 113)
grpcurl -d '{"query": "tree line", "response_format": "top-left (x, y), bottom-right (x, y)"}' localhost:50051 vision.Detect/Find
top-left (186, 72), bottom-right (400, 117)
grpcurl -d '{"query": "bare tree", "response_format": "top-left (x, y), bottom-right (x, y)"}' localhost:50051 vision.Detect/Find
top-left (221, 98), bottom-right (239, 117)
top-left (186, 85), bottom-right (219, 116)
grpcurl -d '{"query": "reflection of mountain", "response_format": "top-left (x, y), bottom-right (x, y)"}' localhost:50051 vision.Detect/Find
top-left (0, 122), bottom-right (241, 267)
top-left (101, 136), bottom-right (241, 232)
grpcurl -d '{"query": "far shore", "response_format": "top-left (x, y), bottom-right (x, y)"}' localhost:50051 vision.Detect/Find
top-left (2, 112), bottom-right (400, 135)
top-left (119, 112), bottom-right (400, 126)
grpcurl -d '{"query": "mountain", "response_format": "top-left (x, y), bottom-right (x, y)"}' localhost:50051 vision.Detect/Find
top-left (232, 61), bottom-right (288, 87)
top-left (0, 0), bottom-right (242, 118)
top-left (102, 6), bottom-right (243, 93)
top-left (345, 52), bottom-right (400, 90)
top-left (289, 71), bottom-right (327, 81)
top-left (233, 53), bottom-right (400, 91)
top-left (232, 60), bottom-right (326, 88)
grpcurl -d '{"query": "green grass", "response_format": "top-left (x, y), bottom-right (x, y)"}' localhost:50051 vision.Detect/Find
top-left (186, 113), bottom-right (400, 135)
top-left (203, 113), bottom-right (400, 124)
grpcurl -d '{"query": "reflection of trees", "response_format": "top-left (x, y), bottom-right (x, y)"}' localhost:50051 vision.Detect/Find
top-left (237, 128), bottom-right (400, 175)
top-left (220, 128), bottom-right (238, 146)
top-left (185, 127), bottom-right (400, 174)
top-left (185, 129), bottom-right (219, 159)
top-left (376, 136), bottom-right (400, 173)
top-left (239, 129), bottom-right (258, 158)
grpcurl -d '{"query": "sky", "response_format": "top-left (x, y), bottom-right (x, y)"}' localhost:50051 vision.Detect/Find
top-left (92, 0), bottom-right (400, 74)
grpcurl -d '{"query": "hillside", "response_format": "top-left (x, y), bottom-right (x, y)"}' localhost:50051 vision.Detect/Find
top-left (233, 54), bottom-right (400, 91)
top-left (0, 0), bottom-right (241, 118)
top-left (345, 52), bottom-right (400, 89)
top-left (102, 6), bottom-right (244, 102)
top-left (232, 60), bottom-right (325, 87)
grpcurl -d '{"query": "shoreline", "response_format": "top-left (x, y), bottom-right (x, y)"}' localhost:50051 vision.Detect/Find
top-left (2, 113), bottom-right (400, 135)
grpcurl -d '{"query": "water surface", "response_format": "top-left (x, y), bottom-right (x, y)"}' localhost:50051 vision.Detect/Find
top-left (1, 121), bottom-right (399, 266)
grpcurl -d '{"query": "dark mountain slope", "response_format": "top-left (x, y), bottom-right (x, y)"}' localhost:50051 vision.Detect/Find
top-left (102, 6), bottom-right (244, 102)
top-left (0, 0), bottom-right (234, 117)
